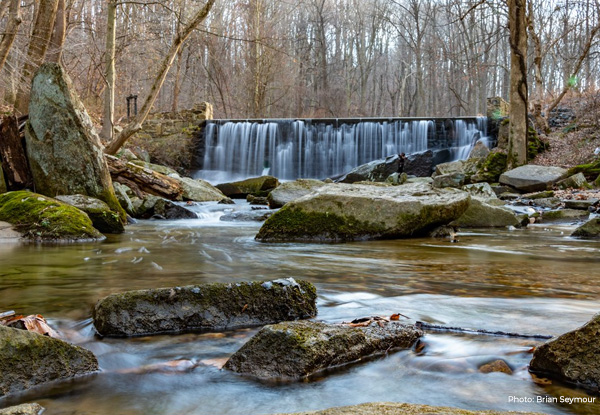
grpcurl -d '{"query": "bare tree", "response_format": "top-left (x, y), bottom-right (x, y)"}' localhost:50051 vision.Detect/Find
top-left (0, 0), bottom-right (21, 74)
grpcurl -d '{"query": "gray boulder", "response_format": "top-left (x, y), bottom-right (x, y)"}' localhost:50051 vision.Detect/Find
top-left (0, 325), bottom-right (98, 397)
top-left (403, 150), bottom-right (434, 177)
top-left (530, 313), bottom-right (600, 390)
top-left (336, 155), bottom-right (401, 183)
top-left (542, 209), bottom-right (589, 221)
top-left (256, 182), bottom-right (471, 243)
top-left (178, 176), bottom-right (229, 202)
top-left (563, 198), bottom-right (598, 210)
top-left (216, 176), bottom-right (279, 198)
top-left (462, 183), bottom-right (497, 200)
top-left (56, 194), bottom-right (124, 234)
top-left (557, 173), bottom-right (588, 190)
top-left (113, 182), bottom-right (135, 215)
top-left (130, 194), bottom-right (196, 219)
top-left (571, 218), bottom-right (600, 238)
top-left (499, 165), bottom-right (568, 193)
top-left (224, 320), bottom-right (422, 380)
top-left (24, 63), bottom-right (124, 221)
top-left (93, 278), bottom-right (317, 337)
top-left (468, 140), bottom-right (491, 159)
top-left (451, 198), bottom-right (520, 228)
top-left (432, 173), bottom-right (465, 189)
top-left (267, 179), bottom-right (325, 208)
top-left (220, 210), bottom-right (273, 222)
top-left (0, 403), bottom-right (45, 415)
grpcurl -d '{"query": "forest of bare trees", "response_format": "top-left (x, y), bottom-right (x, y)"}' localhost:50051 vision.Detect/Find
top-left (0, 0), bottom-right (599, 122)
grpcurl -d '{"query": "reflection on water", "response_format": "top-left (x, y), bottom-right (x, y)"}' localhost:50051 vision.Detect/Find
top-left (0, 201), bottom-right (599, 414)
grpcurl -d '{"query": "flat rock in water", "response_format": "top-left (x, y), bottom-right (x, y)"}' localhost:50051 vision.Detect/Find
top-left (256, 182), bottom-right (470, 242)
top-left (570, 217), bottom-right (600, 238)
top-left (267, 179), bottom-right (325, 208)
top-left (0, 403), bottom-right (45, 415)
top-left (55, 194), bottom-right (124, 234)
top-left (530, 313), bottom-right (600, 390)
top-left (269, 402), bottom-right (546, 415)
top-left (499, 165), bottom-right (568, 193)
top-left (0, 326), bottom-right (98, 397)
top-left (216, 176), bottom-right (280, 198)
top-left (93, 278), bottom-right (317, 337)
top-left (450, 198), bottom-right (520, 228)
top-left (224, 320), bottom-right (422, 380)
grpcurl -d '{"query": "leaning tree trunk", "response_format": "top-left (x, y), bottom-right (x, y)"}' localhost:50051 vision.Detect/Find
top-left (104, 0), bottom-right (215, 155)
top-left (507, 0), bottom-right (528, 169)
top-left (100, 0), bottom-right (118, 142)
top-left (0, 0), bottom-right (22, 74)
top-left (46, 0), bottom-right (66, 64)
top-left (14, 0), bottom-right (59, 115)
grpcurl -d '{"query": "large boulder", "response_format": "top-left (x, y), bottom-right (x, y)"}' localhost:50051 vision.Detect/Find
top-left (177, 176), bottom-right (230, 202)
top-left (93, 278), bottom-right (317, 337)
top-left (470, 150), bottom-right (508, 183)
top-left (0, 325), bottom-right (98, 397)
top-left (529, 313), bottom-right (600, 390)
top-left (556, 173), bottom-right (588, 190)
top-left (571, 218), bottom-right (600, 238)
top-left (336, 155), bottom-right (401, 183)
top-left (403, 150), bottom-right (434, 177)
top-left (130, 194), bottom-right (197, 219)
top-left (499, 165), bottom-right (569, 193)
top-left (267, 179), bottom-right (326, 208)
top-left (0, 191), bottom-right (103, 242)
top-left (270, 402), bottom-right (545, 415)
top-left (224, 320), bottom-right (422, 380)
top-left (450, 198), bottom-right (520, 228)
top-left (255, 183), bottom-right (471, 243)
top-left (216, 176), bottom-right (279, 198)
top-left (24, 63), bottom-right (125, 221)
top-left (55, 194), bottom-right (124, 234)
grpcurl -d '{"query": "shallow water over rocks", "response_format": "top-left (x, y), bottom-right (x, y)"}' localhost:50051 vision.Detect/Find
top-left (0, 201), bottom-right (599, 415)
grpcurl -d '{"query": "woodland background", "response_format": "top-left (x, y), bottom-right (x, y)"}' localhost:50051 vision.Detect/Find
top-left (0, 0), bottom-right (599, 121)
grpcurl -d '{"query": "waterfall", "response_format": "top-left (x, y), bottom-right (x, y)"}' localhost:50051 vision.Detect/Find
top-left (199, 117), bottom-right (489, 182)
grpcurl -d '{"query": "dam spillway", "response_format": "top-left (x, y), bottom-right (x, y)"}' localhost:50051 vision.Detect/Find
top-left (197, 117), bottom-right (490, 182)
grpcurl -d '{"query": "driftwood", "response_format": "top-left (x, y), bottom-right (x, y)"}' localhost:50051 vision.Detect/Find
top-left (105, 154), bottom-right (183, 200)
top-left (0, 115), bottom-right (33, 190)
top-left (415, 321), bottom-right (552, 340)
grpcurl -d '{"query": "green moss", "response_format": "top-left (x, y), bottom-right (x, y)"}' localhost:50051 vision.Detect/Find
top-left (473, 151), bottom-right (507, 183)
top-left (527, 127), bottom-right (549, 160)
top-left (0, 191), bottom-right (103, 241)
top-left (568, 159), bottom-right (600, 180)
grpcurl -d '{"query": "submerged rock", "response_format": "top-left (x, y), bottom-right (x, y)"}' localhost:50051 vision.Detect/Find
top-left (0, 191), bottom-right (104, 241)
top-left (0, 403), bottom-right (45, 415)
top-left (224, 320), bottom-right (422, 380)
top-left (216, 176), bottom-right (280, 198)
top-left (529, 313), bottom-right (600, 390)
top-left (56, 194), bottom-right (124, 234)
top-left (571, 218), bottom-right (600, 238)
top-left (269, 402), bottom-right (545, 415)
top-left (499, 165), bottom-right (568, 193)
top-left (267, 179), bottom-right (325, 208)
top-left (256, 182), bottom-right (470, 242)
top-left (24, 63), bottom-right (125, 221)
top-left (93, 278), bottom-right (317, 337)
top-left (0, 325), bottom-right (98, 397)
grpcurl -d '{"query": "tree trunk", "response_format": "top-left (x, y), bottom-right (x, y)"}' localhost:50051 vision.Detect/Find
top-left (104, 0), bottom-right (215, 155)
top-left (46, 0), bottom-right (66, 63)
top-left (14, 0), bottom-right (59, 115)
top-left (100, 0), bottom-right (118, 142)
top-left (507, 0), bottom-right (528, 169)
top-left (527, 1), bottom-right (548, 133)
top-left (0, 0), bottom-right (22, 74)
top-left (0, 115), bottom-right (33, 190)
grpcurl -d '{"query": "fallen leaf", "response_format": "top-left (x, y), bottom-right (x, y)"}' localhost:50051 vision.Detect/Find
top-left (5, 314), bottom-right (59, 338)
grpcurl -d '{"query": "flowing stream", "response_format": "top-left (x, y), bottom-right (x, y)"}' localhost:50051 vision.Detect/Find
top-left (0, 201), bottom-right (599, 415)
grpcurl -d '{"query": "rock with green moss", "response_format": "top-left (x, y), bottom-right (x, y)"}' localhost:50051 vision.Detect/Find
top-left (451, 198), bottom-right (520, 228)
top-left (571, 218), bottom-right (600, 238)
top-left (224, 320), bottom-right (422, 380)
top-left (0, 403), bottom-right (45, 415)
top-left (568, 158), bottom-right (600, 180)
top-left (24, 63), bottom-right (125, 222)
top-left (0, 191), bottom-right (104, 241)
top-left (471, 151), bottom-right (508, 183)
top-left (55, 194), bottom-right (124, 234)
top-left (499, 165), bottom-right (568, 193)
top-left (542, 209), bottom-right (589, 221)
top-left (216, 176), bottom-right (280, 198)
top-left (177, 176), bottom-right (230, 202)
top-left (530, 313), bottom-right (600, 390)
top-left (270, 402), bottom-right (545, 415)
top-left (128, 159), bottom-right (179, 176)
top-left (556, 173), bottom-right (589, 190)
top-left (93, 278), bottom-right (317, 337)
top-left (267, 179), bottom-right (326, 208)
top-left (256, 183), bottom-right (470, 243)
top-left (434, 159), bottom-right (481, 183)
top-left (0, 325), bottom-right (98, 397)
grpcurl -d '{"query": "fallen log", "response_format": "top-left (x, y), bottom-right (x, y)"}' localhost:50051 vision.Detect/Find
top-left (0, 115), bottom-right (33, 190)
top-left (105, 154), bottom-right (183, 200)
top-left (415, 321), bottom-right (552, 340)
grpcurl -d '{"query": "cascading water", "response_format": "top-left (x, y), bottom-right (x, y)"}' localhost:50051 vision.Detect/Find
top-left (199, 117), bottom-right (489, 182)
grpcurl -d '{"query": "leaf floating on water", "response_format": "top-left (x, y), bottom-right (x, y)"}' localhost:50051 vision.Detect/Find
top-left (199, 358), bottom-right (229, 369)
top-left (3, 314), bottom-right (60, 338)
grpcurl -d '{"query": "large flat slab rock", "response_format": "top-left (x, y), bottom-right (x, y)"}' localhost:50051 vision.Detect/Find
top-left (0, 326), bottom-right (98, 397)
top-left (256, 182), bottom-right (470, 242)
top-left (93, 278), bottom-right (317, 337)
top-left (216, 176), bottom-right (280, 198)
top-left (269, 402), bottom-right (545, 415)
top-left (529, 313), bottom-right (600, 390)
top-left (571, 218), bottom-right (600, 238)
top-left (267, 179), bottom-right (326, 208)
top-left (224, 320), bottom-right (422, 380)
top-left (499, 165), bottom-right (568, 193)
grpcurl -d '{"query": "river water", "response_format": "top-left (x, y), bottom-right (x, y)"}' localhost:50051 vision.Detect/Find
top-left (0, 201), bottom-right (599, 415)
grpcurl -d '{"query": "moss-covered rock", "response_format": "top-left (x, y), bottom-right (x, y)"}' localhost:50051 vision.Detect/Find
top-left (24, 63), bottom-right (126, 223)
top-left (556, 173), bottom-right (589, 190)
top-left (567, 158), bottom-right (600, 180)
top-left (527, 126), bottom-right (549, 160)
top-left (0, 403), bottom-right (45, 415)
top-left (471, 151), bottom-right (508, 183)
top-left (542, 209), bottom-right (589, 221)
top-left (0, 191), bottom-right (104, 241)
top-left (177, 176), bottom-right (229, 202)
top-left (224, 320), bottom-right (422, 380)
top-left (450, 198), bottom-right (520, 228)
top-left (93, 278), bottom-right (317, 337)
top-left (256, 183), bottom-right (471, 243)
top-left (216, 176), bottom-right (280, 198)
top-left (267, 179), bottom-right (326, 208)
top-left (271, 402), bottom-right (545, 415)
top-left (128, 159), bottom-right (179, 176)
top-left (571, 218), bottom-right (600, 238)
top-left (0, 325), bottom-right (98, 397)
top-left (530, 313), bottom-right (600, 390)
top-left (55, 194), bottom-right (124, 234)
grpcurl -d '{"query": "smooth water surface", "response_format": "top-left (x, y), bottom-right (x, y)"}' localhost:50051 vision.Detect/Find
top-left (1, 201), bottom-right (599, 415)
